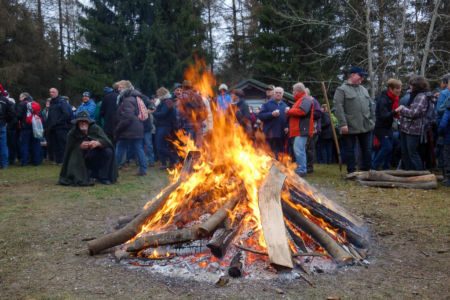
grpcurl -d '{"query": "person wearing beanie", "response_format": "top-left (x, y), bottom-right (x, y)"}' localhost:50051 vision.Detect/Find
top-left (75, 91), bottom-right (96, 121)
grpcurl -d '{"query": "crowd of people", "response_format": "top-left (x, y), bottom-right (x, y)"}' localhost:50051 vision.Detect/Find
top-left (0, 66), bottom-right (449, 187)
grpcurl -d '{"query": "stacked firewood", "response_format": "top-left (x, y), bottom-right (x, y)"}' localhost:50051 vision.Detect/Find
top-left (347, 170), bottom-right (438, 189)
top-left (86, 152), bottom-right (369, 276)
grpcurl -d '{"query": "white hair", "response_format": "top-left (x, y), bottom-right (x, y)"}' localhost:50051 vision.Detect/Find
top-left (274, 87), bottom-right (284, 94)
top-left (305, 88), bottom-right (311, 96)
top-left (293, 82), bottom-right (306, 93)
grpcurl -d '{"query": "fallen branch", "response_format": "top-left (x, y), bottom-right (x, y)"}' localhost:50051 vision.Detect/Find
top-left (87, 151), bottom-right (200, 255)
top-left (346, 170), bottom-right (431, 179)
top-left (356, 180), bottom-right (437, 189)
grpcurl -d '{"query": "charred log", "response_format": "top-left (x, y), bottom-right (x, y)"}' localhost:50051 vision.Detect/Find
top-left (228, 251), bottom-right (243, 277)
top-left (281, 200), bottom-right (353, 264)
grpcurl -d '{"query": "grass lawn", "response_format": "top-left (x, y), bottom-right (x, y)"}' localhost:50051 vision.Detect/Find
top-left (0, 162), bottom-right (448, 299)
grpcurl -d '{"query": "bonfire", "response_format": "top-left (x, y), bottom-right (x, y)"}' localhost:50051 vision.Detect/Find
top-left (86, 59), bottom-right (369, 281)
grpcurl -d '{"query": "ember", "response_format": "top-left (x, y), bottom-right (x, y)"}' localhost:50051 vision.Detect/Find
top-left (87, 58), bottom-right (369, 280)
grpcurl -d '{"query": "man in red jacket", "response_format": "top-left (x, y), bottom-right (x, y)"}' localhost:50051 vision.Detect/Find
top-left (286, 82), bottom-right (315, 176)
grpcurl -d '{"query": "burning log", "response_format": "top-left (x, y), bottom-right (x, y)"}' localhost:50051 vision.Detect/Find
top-left (356, 180), bottom-right (437, 189)
top-left (125, 225), bottom-right (202, 252)
top-left (207, 217), bottom-right (240, 258)
top-left (258, 165), bottom-right (293, 270)
top-left (285, 224), bottom-right (308, 252)
top-left (281, 200), bottom-right (353, 264)
top-left (288, 188), bottom-right (368, 249)
top-left (228, 251), bottom-right (243, 277)
top-left (87, 151), bottom-right (200, 255)
top-left (198, 191), bottom-right (243, 236)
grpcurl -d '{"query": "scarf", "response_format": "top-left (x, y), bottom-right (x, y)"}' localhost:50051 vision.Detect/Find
top-left (387, 90), bottom-right (400, 118)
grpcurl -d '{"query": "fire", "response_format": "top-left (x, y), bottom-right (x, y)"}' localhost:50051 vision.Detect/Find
top-left (127, 57), bottom-right (347, 266)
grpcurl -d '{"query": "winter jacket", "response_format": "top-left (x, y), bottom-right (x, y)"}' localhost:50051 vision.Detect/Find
top-left (374, 90), bottom-right (396, 138)
top-left (0, 96), bottom-right (16, 127)
top-left (75, 99), bottom-right (96, 120)
top-left (438, 108), bottom-right (450, 145)
top-left (100, 90), bottom-right (119, 137)
top-left (287, 91), bottom-right (314, 138)
top-left (399, 93), bottom-right (428, 136)
top-left (319, 111), bottom-right (333, 140)
top-left (114, 89), bottom-right (144, 140)
top-left (153, 96), bottom-right (176, 128)
top-left (436, 88), bottom-right (450, 124)
top-left (216, 93), bottom-right (232, 110)
top-left (258, 98), bottom-right (289, 139)
top-left (58, 124), bottom-right (118, 186)
top-left (333, 81), bottom-right (375, 134)
top-left (47, 96), bottom-right (72, 130)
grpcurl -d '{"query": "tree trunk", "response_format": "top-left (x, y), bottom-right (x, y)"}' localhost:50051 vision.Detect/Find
top-left (57, 0), bottom-right (65, 61)
top-left (395, 0), bottom-right (408, 77)
top-left (420, 0), bottom-right (442, 76)
top-left (365, 0), bottom-right (375, 98)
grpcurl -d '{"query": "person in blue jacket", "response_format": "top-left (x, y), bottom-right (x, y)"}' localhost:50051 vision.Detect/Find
top-left (75, 92), bottom-right (96, 121)
top-left (257, 86), bottom-right (289, 159)
top-left (438, 100), bottom-right (450, 187)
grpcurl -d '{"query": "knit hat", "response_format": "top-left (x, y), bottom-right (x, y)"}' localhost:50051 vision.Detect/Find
top-left (72, 110), bottom-right (94, 125)
top-left (82, 91), bottom-right (91, 97)
top-left (173, 83), bottom-right (182, 91)
top-left (218, 83), bottom-right (228, 91)
top-left (182, 80), bottom-right (192, 88)
top-left (231, 88), bottom-right (245, 98)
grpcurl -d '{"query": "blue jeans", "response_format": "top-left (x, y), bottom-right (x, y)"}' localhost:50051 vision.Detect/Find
top-left (0, 126), bottom-right (8, 167)
top-left (400, 133), bottom-right (423, 170)
top-left (144, 132), bottom-right (155, 166)
top-left (341, 132), bottom-right (372, 173)
top-left (372, 136), bottom-right (393, 170)
top-left (156, 126), bottom-right (177, 167)
top-left (293, 136), bottom-right (308, 174)
top-left (116, 139), bottom-right (147, 173)
top-left (19, 128), bottom-right (43, 166)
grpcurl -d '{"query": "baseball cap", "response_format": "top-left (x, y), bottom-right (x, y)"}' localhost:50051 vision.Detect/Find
top-left (349, 66), bottom-right (368, 77)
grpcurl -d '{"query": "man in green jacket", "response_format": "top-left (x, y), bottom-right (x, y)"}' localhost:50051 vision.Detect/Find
top-left (333, 66), bottom-right (375, 174)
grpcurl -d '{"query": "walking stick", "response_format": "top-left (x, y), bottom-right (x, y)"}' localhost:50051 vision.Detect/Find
top-left (321, 82), bottom-right (343, 178)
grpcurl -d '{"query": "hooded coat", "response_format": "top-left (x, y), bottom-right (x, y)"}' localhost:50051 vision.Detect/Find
top-left (58, 124), bottom-right (118, 186)
top-left (114, 88), bottom-right (144, 140)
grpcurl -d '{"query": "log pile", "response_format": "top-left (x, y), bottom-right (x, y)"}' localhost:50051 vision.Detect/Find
top-left (86, 151), bottom-right (369, 278)
top-left (347, 170), bottom-right (438, 189)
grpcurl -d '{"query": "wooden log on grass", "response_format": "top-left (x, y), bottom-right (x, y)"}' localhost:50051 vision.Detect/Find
top-left (356, 180), bottom-right (437, 189)
top-left (361, 170), bottom-right (436, 183)
top-left (258, 165), bottom-right (293, 270)
top-left (87, 151), bottom-right (201, 255)
top-left (346, 170), bottom-right (432, 180)
top-left (281, 200), bottom-right (353, 264)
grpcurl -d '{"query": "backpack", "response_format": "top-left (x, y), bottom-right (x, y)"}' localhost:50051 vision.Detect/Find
top-left (24, 100), bottom-right (34, 124)
top-left (420, 92), bottom-right (436, 143)
top-left (136, 96), bottom-right (148, 121)
top-left (25, 102), bottom-right (44, 138)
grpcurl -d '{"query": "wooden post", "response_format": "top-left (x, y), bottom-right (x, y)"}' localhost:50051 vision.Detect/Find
top-left (258, 165), bottom-right (293, 270)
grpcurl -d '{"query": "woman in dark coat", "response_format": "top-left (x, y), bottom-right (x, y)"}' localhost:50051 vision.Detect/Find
top-left (372, 79), bottom-right (402, 170)
top-left (153, 87), bottom-right (178, 169)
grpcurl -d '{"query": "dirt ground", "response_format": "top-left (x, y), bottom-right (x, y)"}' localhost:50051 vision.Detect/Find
top-left (0, 163), bottom-right (449, 300)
